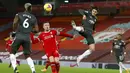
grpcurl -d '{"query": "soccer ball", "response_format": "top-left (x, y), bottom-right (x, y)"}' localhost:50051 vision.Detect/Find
top-left (44, 3), bottom-right (52, 12)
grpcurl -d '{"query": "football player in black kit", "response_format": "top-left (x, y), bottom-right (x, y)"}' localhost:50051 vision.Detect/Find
top-left (111, 34), bottom-right (129, 73)
top-left (71, 7), bottom-right (98, 66)
top-left (9, 3), bottom-right (39, 73)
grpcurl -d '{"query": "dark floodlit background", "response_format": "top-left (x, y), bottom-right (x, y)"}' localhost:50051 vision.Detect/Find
top-left (0, 0), bottom-right (130, 70)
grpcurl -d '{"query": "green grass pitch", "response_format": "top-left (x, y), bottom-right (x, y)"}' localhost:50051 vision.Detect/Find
top-left (0, 63), bottom-right (127, 73)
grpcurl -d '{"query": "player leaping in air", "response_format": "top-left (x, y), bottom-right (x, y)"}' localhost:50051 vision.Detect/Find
top-left (30, 22), bottom-right (74, 73)
top-left (71, 7), bottom-right (98, 66)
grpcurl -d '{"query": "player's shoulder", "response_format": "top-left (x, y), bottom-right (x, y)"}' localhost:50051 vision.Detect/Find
top-left (6, 39), bottom-right (12, 43)
top-left (17, 12), bottom-right (25, 15)
top-left (15, 12), bottom-right (21, 16)
top-left (30, 14), bottom-right (36, 20)
top-left (50, 30), bottom-right (57, 34)
top-left (26, 12), bottom-right (36, 18)
top-left (38, 32), bottom-right (44, 38)
top-left (51, 30), bottom-right (57, 32)
top-left (84, 10), bottom-right (90, 13)
top-left (39, 32), bottom-right (44, 35)
top-left (23, 12), bottom-right (36, 18)
top-left (29, 13), bottom-right (36, 18)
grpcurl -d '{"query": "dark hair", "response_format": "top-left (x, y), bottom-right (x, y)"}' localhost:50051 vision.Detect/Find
top-left (118, 34), bottom-right (122, 37)
top-left (91, 6), bottom-right (99, 12)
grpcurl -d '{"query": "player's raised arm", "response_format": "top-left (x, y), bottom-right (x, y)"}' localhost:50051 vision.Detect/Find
top-left (57, 31), bottom-right (73, 38)
top-left (13, 14), bottom-right (19, 31)
top-left (30, 32), bottom-right (40, 44)
top-left (78, 9), bottom-right (88, 15)
top-left (111, 41), bottom-right (115, 54)
top-left (122, 40), bottom-right (127, 55)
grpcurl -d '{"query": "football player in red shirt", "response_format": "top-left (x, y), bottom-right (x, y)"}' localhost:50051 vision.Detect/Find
top-left (41, 28), bottom-right (65, 72)
top-left (31, 22), bottom-right (74, 73)
top-left (5, 32), bottom-right (20, 68)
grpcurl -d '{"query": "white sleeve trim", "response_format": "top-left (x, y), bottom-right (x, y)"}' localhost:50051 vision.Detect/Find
top-left (84, 11), bottom-right (88, 13)
top-left (57, 31), bottom-right (60, 35)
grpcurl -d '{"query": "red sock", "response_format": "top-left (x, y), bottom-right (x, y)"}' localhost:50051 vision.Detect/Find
top-left (51, 62), bottom-right (57, 73)
top-left (55, 63), bottom-right (60, 73)
top-left (45, 61), bottom-right (51, 69)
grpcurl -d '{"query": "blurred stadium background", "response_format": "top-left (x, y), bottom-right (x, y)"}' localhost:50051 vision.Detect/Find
top-left (0, 0), bottom-right (130, 72)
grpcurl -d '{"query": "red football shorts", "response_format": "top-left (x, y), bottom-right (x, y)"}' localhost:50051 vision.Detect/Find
top-left (46, 50), bottom-right (59, 58)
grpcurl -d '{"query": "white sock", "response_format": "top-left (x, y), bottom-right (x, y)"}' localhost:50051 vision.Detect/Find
top-left (10, 54), bottom-right (17, 70)
top-left (77, 49), bottom-right (92, 62)
top-left (26, 57), bottom-right (35, 73)
top-left (119, 63), bottom-right (122, 73)
top-left (74, 26), bottom-right (83, 32)
top-left (119, 62), bottom-right (127, 70)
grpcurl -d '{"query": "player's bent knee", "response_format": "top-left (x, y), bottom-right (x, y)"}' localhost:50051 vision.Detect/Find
top-left (49, 56), bottom-right (55, 62)
top-left (89, 44), bottom-right (95, 51)
top-left (24, 54), bottom-right (31, 59)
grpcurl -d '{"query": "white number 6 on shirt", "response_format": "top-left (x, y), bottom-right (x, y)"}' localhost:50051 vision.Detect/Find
top-left (23, 18), bottom-right (29, 28)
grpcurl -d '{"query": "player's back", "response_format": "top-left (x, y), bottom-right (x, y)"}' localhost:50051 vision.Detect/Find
top-left (16, 12), bottom-right (37, 34)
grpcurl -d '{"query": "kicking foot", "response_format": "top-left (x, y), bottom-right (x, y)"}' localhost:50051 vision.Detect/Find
top-left (41, 68), bottom-right (47, 72)
top-left (14, 67), bottom-right (19, 73)
top-left (70, 63), bottom-right (77, 67)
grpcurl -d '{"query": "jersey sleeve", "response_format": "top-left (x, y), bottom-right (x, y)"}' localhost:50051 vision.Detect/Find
top-left (5, 40), bottom-right (12, 52)
top-left (15, 13), bottom-right (20, 18)
top-left (5, 41), bottom-right (9, 49)
top-left (112, 40), bottom-right (116, 51)
top-left (38, 33), bottom-right (42, 40)
top-left (34, 16), bottom-right (38, 26)
top-left (52, 30), bottom-right (73, 38)
top-left (52, 30), bottom-right (59, 35)
top-left (58, 32), bottom-right (73, 38)
top-left (78, 9), bottom-right (89, 15)
top-left (30, 32), bottom-right (40, 44)
top-left (121, 40), bottom-right (126, 49)
top-left (16, 13), bottom-right (19, 16)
